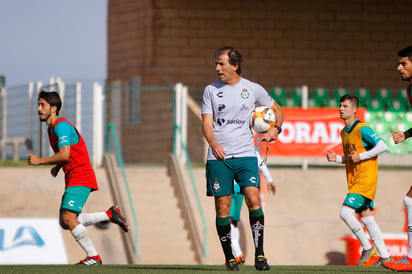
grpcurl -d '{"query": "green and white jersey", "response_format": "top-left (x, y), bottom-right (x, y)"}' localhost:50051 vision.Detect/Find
top-left (202, 77), bottom-right (275, 160)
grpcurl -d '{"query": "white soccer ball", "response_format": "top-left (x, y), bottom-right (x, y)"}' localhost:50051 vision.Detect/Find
top-left (250, 106), bottom-right (277, 133)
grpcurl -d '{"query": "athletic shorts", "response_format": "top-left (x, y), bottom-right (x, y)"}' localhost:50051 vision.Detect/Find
top-left (206, 157), bottom-right (260, 197)
top-left (60, 186), bottom-right (91, 213)
top-left (343, 193), bottom-right (375, 213)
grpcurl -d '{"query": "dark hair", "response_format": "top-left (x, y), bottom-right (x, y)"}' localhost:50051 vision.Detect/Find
top-left (214, 46), bottom-right (243, 74)
top-left (38, 90), bottom-right (62, 115)
top-left (398, 45), bottom-right (412, 60)
top-left (340, 94), bottom-right (359, 108)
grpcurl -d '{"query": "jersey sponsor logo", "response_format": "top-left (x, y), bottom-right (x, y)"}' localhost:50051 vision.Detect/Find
top-left (218, 104), bottom-right (226, 111)
top-left (216, 118), bottom-right (246, 127)
top-left (217, 118), bottom-right (226, 126)
top-left (225, 119), bottom-right (246, 125)
top-left (240, 88), bottom-right (249, 99)
top-left (240, 104), bottom-right (248, 111)
top-left (217, 91), bottom-right (224, 98)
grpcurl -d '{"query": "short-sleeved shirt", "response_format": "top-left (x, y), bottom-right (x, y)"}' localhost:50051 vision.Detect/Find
top-left (201, 77), bottom-right (275, 160)
top-left (53, 120), bottom-right (80, 148)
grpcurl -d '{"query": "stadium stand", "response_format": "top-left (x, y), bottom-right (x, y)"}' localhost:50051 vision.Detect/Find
top-left (375, 88), bottom-right (393, 111)
top-left (356, 88), bottom-right (373, 108)
top-left (290, 88), bottom-right (302, 107)
top-left (330, 88), bottom-right (349, 107)
top-left (270, 87), bottom-right (287, 106)
top-left (368, 99), bottom-right (384, 112)
top-left (396, 88), bottom-right (409, 111)
top-left (311, 88), bottom-right (330, 107)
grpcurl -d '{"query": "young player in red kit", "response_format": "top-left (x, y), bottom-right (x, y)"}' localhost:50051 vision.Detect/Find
top-left (28, 90), bottom-right (128, 265)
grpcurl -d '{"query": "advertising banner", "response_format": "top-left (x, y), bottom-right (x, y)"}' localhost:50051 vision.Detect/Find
top-left (0, 218), bottom-right (68, 264)
top-left (257, 107), bottom-right (366, 157)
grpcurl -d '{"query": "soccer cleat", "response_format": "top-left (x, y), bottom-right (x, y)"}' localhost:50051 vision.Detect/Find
top-left (373, 256), bottom-right (393, 266)
top-left (226, 259), bottom-right (239, 271)
top-left (107, 205), bottom-right (129, 232)
top-left (384, 256), bottom-right (412, 271)
top-left (235, 254), bottom-right (245, 265)
top-left (76, 255), bottom-right (102, 265)
top-left (255, 255), bottom-right (270, 271)
top-left (356, 247), bottom-right (377, 266)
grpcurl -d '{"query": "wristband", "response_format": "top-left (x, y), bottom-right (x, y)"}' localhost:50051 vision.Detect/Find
top-left (274, 125), bottom-right (282, 134)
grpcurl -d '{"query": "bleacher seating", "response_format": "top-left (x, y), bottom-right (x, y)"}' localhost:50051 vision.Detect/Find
top-left (290, 88), bottom-right (302, 107)
top-left (270, 87), bottom-right (287, 106)
top-left (267, 86), bottom-right (412, 156)
top-left (331, 88), bottom-right (349, 107)
top-left (311, 88), bottom-right (330, 107)
top-left (356, 88), bottom-right (373, 108)
top-left (265, 86), bottom-right (411, 156)
top-left (375, 88), bottom-right (393, 111)
top-left (369, 99), bottom-right (384, 112)
top-left (396, 88), bottom-right (409, 111)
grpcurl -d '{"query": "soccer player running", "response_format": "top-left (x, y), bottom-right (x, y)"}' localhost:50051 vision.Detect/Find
top-left (28, 91), bottom-right (129, 265)
top-left (384, 45), bottom-right (412, 271)
top-left (230, 149), bottom-right (276, 265)
top-left (201, 46), bottom-right (284, 271)
top-left (326, 94), bottom-right (392, 266)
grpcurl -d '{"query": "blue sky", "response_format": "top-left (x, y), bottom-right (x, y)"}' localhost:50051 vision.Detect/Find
top-left (0, 0), bottom-right (107, 86)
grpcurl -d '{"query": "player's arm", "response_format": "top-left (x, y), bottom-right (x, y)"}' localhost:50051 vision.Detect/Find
top-left (256, 150), bottom-right (276, 195)
top-left (28, 121), bottom-right (72, 166)
top-left (28, 145), bottom-right (70, 166)
top-left (391, 128), bottom-right (412, 144)
top-left (265, 101), bottom-right (284, 142)
top-left (326, 150), bottom-right (345, 164)
top-left (202, 113), bottom-right (225, 160)
top-left (350, 126), bottom-right (388, 163)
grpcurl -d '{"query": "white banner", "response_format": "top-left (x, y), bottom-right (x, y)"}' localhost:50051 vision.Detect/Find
top-left (0, 218), bottom-right (68, 264)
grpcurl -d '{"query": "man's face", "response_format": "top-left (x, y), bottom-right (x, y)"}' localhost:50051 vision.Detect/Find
top-left (37, 98), bottom-right (54, 122)
top-left (397, 56), bottom-right (412, 83)
top-left (215, 52), bottom-right (238, 84)
top-left (339, 99), bottom-right (356, 121)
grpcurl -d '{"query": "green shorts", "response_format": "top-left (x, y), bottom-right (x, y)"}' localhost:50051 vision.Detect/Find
top-left (206, 157), bottom-right (260, 197)
top-left (60, 186), bottom-right (91, 213)
top-left (343, 193), bottom-right (375, 213)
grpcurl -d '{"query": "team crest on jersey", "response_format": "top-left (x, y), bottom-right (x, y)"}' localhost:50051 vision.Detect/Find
top-left (213, 178), bottom-right (221, 192)
top-left (240, 88), bottom-right (249, 99)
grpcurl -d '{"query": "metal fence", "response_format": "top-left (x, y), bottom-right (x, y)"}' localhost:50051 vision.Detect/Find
top-left (0, 78), bottom-right (104, 167)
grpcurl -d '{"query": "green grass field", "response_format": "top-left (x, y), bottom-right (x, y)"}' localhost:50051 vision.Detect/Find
top-left (0, 265), bottom-right (396, 274)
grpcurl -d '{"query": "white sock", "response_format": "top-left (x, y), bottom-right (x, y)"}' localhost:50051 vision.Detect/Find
top-left (78, 212), bottom-right (109, 226)
top-left (404, 196), bottom-right (412, 258)
top-left (230, 223), bottom-right (243, 257)
top-left (71, 224), bottom-right (98, 257)
top-left (361, 216), bottom-right (390, 258)
top-left (340, 206), bottom-right (372, 250)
